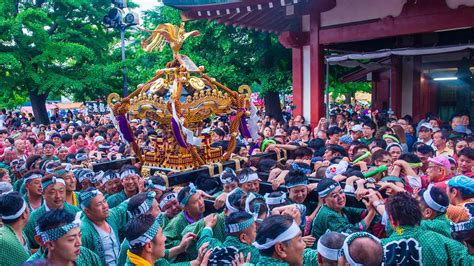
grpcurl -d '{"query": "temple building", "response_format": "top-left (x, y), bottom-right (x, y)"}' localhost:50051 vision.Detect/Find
top-left (164, 0), bottom-right (474, 126)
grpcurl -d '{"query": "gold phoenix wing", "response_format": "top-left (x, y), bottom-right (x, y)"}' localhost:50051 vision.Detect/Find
top-left (140, 22), bottom-right (200, 57)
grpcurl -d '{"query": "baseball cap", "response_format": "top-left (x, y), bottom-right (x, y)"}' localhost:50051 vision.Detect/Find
top-left (419, 123), bottom-right (433, 131)
top-left (447, 175), bottom-right (474, 193)
top-left (350, 124), bottom-right (363, 132)
top-left (428, 156), bottom-right (450, 170)
top-left (325, 160), bottom-right (349, 179)
top-left (94, 136), bottom-right (105, 143)
top-left (339, 135), bottom-right (353, 145)
top-left (453, 125), bottom-right (468, 134)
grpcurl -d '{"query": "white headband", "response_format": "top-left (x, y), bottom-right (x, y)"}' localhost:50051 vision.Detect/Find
top-left (246, 193), bottom-right (269, 222)
top-left (226, 194), bottom-right (240, 213)
top-left (159, 193), bottom-right (177, 209)
top-left (139, 192), bottom-right (155, 214)
top-left (128, 218), bottom-right (160, 248)
top-left (253, 221), bottom-right (300, 250)
top-left (317, 239), bottom-right (340, 261)
top-left (54, 177), bottom-right (65, 186)
top-left (1, 199), bottom-right (27, 220)
top-left (264, 193), bottom-right (286, 206)
top-left (23, 174), bottom-right (43, 183)
top-left (120, 169), bottom-right (139, 179)
top-left (342, 232), bottom-right (381, 266)
top-left (245, 193), bottom-right (257, 212)
top-left (220, 168), bottom-right (237, 184)
top-left (318, 182), bottom-right (341, 198)
top-left (145, 179), bottom-right (166, 191)
top-left (239, 173), bottom-right (259, 184)
top-left (42, 177), bottom-right (66, 191)
top-left (423, 185), bottom-right (447, 213)
top-left (225, 187), bottom-right (243, 214)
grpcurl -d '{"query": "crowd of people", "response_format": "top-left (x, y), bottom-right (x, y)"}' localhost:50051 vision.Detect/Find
top-left (0, 104), bottom-right (473, 265)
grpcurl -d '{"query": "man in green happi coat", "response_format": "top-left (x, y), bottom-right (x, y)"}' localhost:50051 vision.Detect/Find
top-left (79, 187), bottom-right (129, 266)
top-left (181, 211), bottom-right (226, 258)
top-left (253, 215), bottom-right (306, 266)
top-left (197, 211), bottom-right (260, 264)
top-left (0, 192), bottom-right (31, 265)
top-left (21, 170), bottom-right (43, 212)
top-left (316, 231), bottom-right (346, 266)
top-left (100, 169), bottom-right (122, 198)
top-left (382, 192), bottom-right (473, 265)
top-left (417, 185), bottom-right (452, 237)
top-left (24, 175), bottom-right (81, 249)
top-left (159, 191), bottom-right (181, 229)
top-left (124, 213), bottom-right (207, 266)
top-left (311, 179), bottom-right (376, 244)
top-left (117, 191), bottom-right (196, 266)
top-left (29, 208), bottom-right (101, 266)
top-left (106, 166), bottom-right (141, 208)
top-left (163, 183), bottom-right (206, 262)
top-left (284, 169), bottom-right (319, 233)
top-left (338, 232), bottom-right (384, 265)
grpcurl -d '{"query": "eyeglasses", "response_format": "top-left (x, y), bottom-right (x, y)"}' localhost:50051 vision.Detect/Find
top-left (331, 190), bottom-right (345, 198)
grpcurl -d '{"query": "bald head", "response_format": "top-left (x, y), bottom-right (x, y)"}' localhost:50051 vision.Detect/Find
top-left (348, 237), bottom-right (383, 266)
top-left (318, 232), bottom-right (346, 265)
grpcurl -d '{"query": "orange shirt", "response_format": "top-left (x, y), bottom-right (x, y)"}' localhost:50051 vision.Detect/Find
top-left (446, 198), bottom-right (474, 223)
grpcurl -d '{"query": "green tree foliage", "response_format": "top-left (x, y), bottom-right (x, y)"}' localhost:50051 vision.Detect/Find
top-left (328, 65), bottom-right (372, 100)
top-left (329, 75), bottom-right (372, 99)
top-left (0, 89), bottom-right (28, 110)
top-left (0, 0), bottom-right (122, 124)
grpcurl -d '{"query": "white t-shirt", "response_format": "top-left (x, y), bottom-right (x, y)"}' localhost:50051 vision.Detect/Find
top-left (0, 114), bottom-right (6, 130)
top-left (93, 223), bottom-right (120, 266)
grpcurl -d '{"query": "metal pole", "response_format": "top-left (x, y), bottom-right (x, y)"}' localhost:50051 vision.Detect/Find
top-left (388, 65), bottom-right (393, 115)
top-left (325, 61), bottom-right (330, 118)
top-left (120, 25), bottom-right (128, 97)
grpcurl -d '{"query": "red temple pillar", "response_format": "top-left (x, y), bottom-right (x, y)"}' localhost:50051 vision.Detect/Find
top-left (391, 56), bottom-right (402, 117)
top-left (412, 56), bottom-right (422, 121)
top-left (279, 12), bottom-right (325, 129)
top-left (292, 47), bottom-right (304, 117)
top-left (308, 12), bottom-right (325, 129)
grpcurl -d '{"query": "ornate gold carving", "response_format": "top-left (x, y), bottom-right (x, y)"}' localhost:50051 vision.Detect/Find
top-left (108, 23), bottom-right (252, 171)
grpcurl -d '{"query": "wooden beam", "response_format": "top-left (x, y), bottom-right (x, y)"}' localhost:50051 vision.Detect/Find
top-left (234, 9), bottom-right (274, 27)
top-left (92, 157), bottom-right (135, 172)
top-left (180, 0), bottom-right (283, 21)
top-left (319, 2), bottom-right (474, 45)
top-left (244, 8), bottom-right (280, 29)
top-left (255, 11), bottom-right (286, 32)
top-left (229, 10), bottom-right (260, 25)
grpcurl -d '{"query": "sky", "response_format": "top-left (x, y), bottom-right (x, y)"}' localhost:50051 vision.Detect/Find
top-left (132, 0), bottom-right (163, 14)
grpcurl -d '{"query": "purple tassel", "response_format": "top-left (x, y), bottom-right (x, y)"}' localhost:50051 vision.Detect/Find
top-left (171, 117), bottom-right (188, 148)
top-left (239, 117), bottom-right (252, 138)
top-left (116, 115), bottom-right (134, 143)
